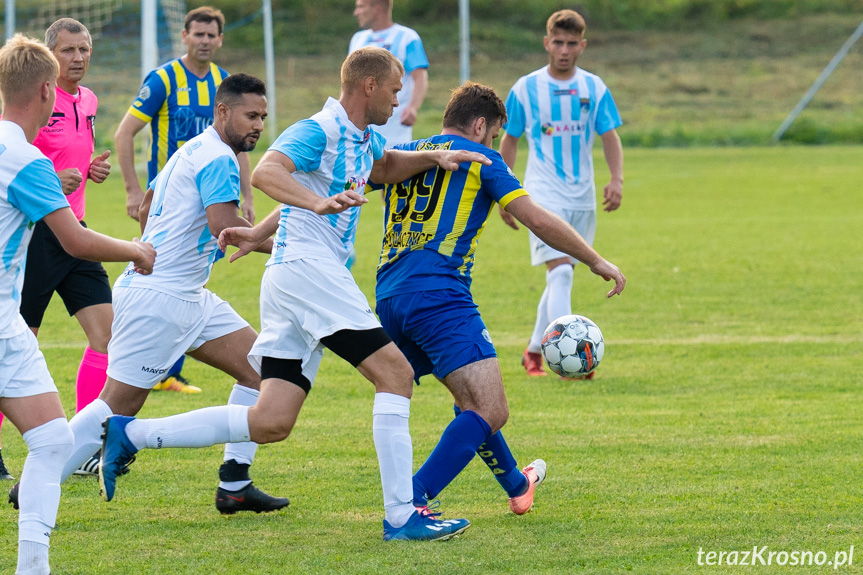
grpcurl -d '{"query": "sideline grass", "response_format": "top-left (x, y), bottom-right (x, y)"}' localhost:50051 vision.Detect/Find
top-left (0, 146), bottom-right (861, 573)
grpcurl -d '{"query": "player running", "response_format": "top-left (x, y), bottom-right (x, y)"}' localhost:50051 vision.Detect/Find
top-left (0, 34), bottom-right (154, 575)
top-left (99, 47), bottom-right (489, 542)
top-left (57, 73), bottom-right (288, 516)
top-left (372, 83), bottom-right (625, 515)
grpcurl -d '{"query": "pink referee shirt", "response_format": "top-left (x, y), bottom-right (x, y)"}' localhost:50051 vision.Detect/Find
top-left (32, 86), bottom-right (98, 221)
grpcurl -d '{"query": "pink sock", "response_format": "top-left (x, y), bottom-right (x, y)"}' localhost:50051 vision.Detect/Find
top-left (76, 347), bottom-right (108, 413)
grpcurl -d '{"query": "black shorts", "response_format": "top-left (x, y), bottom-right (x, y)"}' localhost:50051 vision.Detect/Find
top-left (19, 219), bottom-right (112, 328)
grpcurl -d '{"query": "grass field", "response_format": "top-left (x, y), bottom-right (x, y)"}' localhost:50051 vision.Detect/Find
top-left (1, 145), bottom-right (862, 573)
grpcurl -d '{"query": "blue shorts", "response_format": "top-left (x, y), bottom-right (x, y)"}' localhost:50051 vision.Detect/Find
top-left (377, 286), bottom-right (497, 383)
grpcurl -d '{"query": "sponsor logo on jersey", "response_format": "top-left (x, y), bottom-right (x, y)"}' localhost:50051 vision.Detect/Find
top-left (554, 89), bottom-right (579, 96)
top-left (141, 365), bottom-right (169, 375)
top-left (343, 176), bottom-right (367, 193)
top-left (540, 121), bottom-right (584, 136)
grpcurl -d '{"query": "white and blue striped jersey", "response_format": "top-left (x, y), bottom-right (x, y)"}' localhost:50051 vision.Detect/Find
top-left (0, 121), bottom-right (69, 338)
top-left (115, 125), bottom-right (240, 301)
top-left (267, 97), bottom-right (385, 267)
top-left (349, 24), bottom-right (429, 147)
top-left (504, 66), bottom-right (622, 211)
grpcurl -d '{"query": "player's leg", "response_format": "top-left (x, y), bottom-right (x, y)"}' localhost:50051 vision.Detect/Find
top-left (186, 320), bottom-right (289, 513)
top-left (0, 412), bottom-right (13, 481)
top-left (72, 303), bottom-right (112, 411)
top-left (324, 330), bottom-right (470, 540)
top-left (1, 328), bottom-right (75, 575)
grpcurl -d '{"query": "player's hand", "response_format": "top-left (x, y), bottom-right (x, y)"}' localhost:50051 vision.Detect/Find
top-left (498, 205), bottom-right (519, 230)
top-left (88, 150), bottom-right (112, 183)
top-left (218, 227), bottom-right (263, 263)
top-left (603, 179), bottom-right (623, 212)
top-left (126, 186), bottom-right (145, 221)
top-left (314, 190), bottom-right (367, 215)
top-left (131, 238), bottom-right (156, 275)
top-left (588, 259), bottom-right (626, 298)
top-left (241, 198), bottom-right (256, 225)
top-left (400, 106), bottom-right (418, 127)
top-left (57, 168), bottom-right (83, 195)
top-left (434, 150), bottom-right (492, 172)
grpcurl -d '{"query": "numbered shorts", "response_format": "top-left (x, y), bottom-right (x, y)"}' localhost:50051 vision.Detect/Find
top-left (249, 259), bottom-right (381, 386)
top-left (0, 317), bottom-right (57, 398)
top-left (19, 220), bottom-right (112, 328)
top-left (107, 287), bottom-right (250, 389)
top-left (529, 208), bottom-right (596, 266)
top-left (376, 285), bottom-right (497, 383)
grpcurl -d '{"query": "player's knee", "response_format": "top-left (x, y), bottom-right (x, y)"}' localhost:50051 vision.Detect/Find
top-left (23, 417), bottom-right (75, 459)
top-left (481, 401), bottom-right (509, 435)
top-left (254, 419), bottom-right (295, 444)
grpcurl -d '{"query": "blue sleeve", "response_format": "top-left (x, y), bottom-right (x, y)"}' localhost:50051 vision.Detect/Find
top-left (7, 158), bottom-right (70, 222)
top-left (503, 88), bottom-right (526, 138)
top-left (370, 130), bottom-right (386, 161)
top-left (403, 38), bottom-right (429, 72)
top-left (130, 70), bottom-right (168, 121)
top-left (270, 120), bottom-right (327, 172)
top-left (481, 152), bottom-right (527, 206)
top-left (196, 155), bottom-right (240, 208)
top-left (594, 89), bottom-right (622, 135)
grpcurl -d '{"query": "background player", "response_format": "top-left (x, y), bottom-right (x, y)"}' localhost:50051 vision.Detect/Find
top-left (373, 82), bottom-right (625, 516)
top-left (99, 47), bottom-right (488, 542)
top-left (0, 33), bottom-right (154, 575)
top-left (498, 9), bottom-right (624, 378)
top-left (350, 0), bottom-right (428, 147)
top-left (115, 6), bottom-right (254, 393)
top-left (56, 73), bottom-right (288, 516)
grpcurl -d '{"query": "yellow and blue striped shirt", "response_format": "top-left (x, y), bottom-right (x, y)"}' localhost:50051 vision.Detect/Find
top-left (128, 58), bottom-right (229, 181)
top-left (374, 134), bottom-right (527, 299)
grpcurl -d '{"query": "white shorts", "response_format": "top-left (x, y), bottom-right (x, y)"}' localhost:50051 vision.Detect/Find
top-left (529, 208), bottom-right (597, 266)
top-left (107, 287), bottom-right (250, 389)
top-left (0, 316), bottom-right (56, 398)
top-left (249, 258), bottom-right (381, 384)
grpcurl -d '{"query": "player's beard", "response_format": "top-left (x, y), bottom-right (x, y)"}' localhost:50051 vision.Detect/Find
top-left (225, 122), bottom-right (258, 152)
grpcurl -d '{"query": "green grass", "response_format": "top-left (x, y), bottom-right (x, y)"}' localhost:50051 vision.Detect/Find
top-left (1, 145), bottom-right (862, 573)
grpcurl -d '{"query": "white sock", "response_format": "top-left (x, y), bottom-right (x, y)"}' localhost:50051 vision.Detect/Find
top-left (527, 286), bottom-right (549, 352)
top-left (18, 418), bottom-right (75, 575)
top-left (61, 398), bottom-right (112, 482)
top-left (125, 405), bottom-right (250, 450)
top-left (220, 384), bottom-right (259, 490)
top-left (16, 541), bottom-right (49, 575)
top-left (372, 392), bottom-right (415, 528)
top-left (546, 264), bottom-right (574, 320)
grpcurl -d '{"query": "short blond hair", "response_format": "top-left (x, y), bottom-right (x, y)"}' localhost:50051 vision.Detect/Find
top-left (341, 47), bottom-right (403, 94)
top-left (0, 34), bottom-right (59, 108)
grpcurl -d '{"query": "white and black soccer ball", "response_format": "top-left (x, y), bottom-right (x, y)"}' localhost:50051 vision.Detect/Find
top-left (540, 315), bottom-right (604, 378)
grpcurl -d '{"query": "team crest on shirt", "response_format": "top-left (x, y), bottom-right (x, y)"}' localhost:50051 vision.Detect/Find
top-left (580, 98), bottom-right (591, 111)
top-left (344, 176), bottom-right (367, 193)
top-left (137, 86), bottom-right (151, 101)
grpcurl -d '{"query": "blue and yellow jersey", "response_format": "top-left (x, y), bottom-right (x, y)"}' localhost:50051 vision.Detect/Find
top-left (374, 134), bottom-right (527, 300)
top-left (128, 58), bottom-right (229, 181)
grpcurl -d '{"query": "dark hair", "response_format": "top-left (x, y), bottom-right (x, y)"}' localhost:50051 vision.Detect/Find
top-left (546, 9), bottom-right (586, 37)
top-left (442, 82), bottom-right (507, 133)
top-left (214, 73), bottom-right (266, 108)
top-left (185, 6), bottom-right (225, 35)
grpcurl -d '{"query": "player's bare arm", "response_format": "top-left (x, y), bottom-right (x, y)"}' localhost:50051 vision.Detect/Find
top-left (88, 149), bottom-right (111, 183)
top-left (115, 112), bottom-right (149, 220)
top-left (505, 195), bottom-right (625, 297)
top-left (370, 148), bottom-right (492, 184)
top-left (218, 207), bottom-right (279, 262)
top-left (137, 188), bottom-right (154, 235)
top-left (252, 150), bottom-right (368, 214)
top-left (600, 129), bottom-right (623, 212)
top-left (42, 206), bottom-right (156, 274)
top-left (497, 131), bottom-right (521, 230)
top-left (238, 152), bottom-right (256, 223)
top-left (400, 68), bottom-right (428, 127)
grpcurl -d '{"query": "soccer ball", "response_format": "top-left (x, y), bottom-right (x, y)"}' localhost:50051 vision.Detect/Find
top-left (540, 315), bottom-right (604, 378)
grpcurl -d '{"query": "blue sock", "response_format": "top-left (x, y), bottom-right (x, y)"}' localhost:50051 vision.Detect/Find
top-left (454, 404), bottom-right (527, 498)
top-left (168, 355), bottom-right (186, 377)
top-left (413, 410), bottom-right (491, 506)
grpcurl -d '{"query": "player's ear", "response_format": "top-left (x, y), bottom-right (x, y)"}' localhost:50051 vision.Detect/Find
top-left (474, 116), bottom-right (486, 139)
top-left (364, 76), bottom-right (376, 97)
